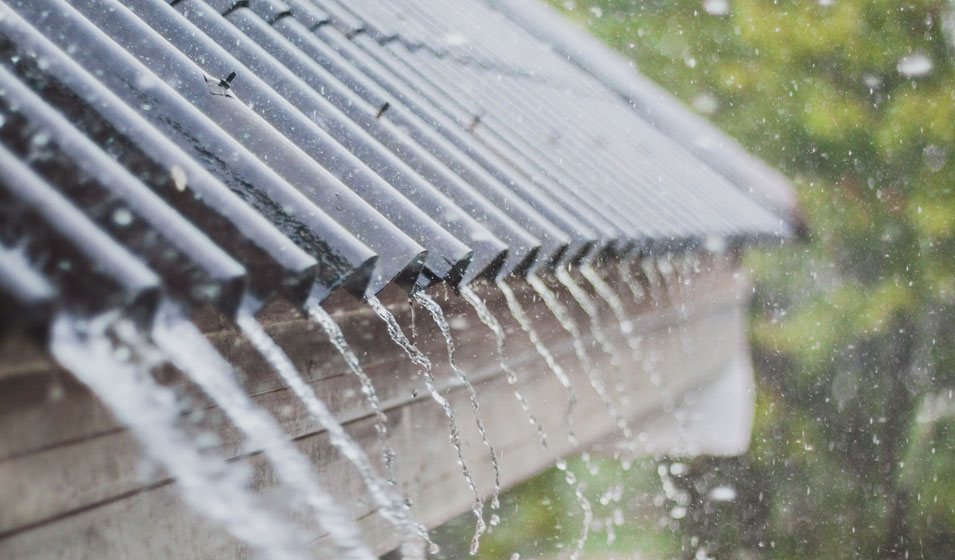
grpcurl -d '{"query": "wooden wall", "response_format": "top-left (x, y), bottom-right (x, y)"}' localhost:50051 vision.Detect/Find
top-left (0, 258), bottom-right (752, 558)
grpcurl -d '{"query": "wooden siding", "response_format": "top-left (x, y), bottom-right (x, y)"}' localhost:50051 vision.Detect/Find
top-left (0, 259), bottom-right (752, 558)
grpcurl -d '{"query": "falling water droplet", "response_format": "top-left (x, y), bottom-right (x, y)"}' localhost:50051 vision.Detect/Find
top-left (708, 485), bottom-right (737, 502)
top-left (924, 145), bottom-right (947, 171)
top-left (691, 92), bottom-right (719, 115)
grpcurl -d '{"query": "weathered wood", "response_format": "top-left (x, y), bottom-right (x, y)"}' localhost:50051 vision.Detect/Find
top-left (0, 262), bottom-right (751, 557)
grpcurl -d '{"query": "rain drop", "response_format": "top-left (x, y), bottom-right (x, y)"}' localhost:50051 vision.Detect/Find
top-left (897, 53), bottom-right (933, 78)
top-left (112, 207), bottom-right (133, 227)
top-left (171, 164), bottom-right (188, 191)
top-left (703, 0), bottom-right (730, 16)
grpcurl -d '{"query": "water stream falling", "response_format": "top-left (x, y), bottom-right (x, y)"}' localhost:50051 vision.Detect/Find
top-left (303, 300), bottom-right (397, 482)
top-left (641, 257), bottom-right (666, 308)
top-left (234, 307), bottom-right (426, 560)
top-left (459, 285), bottom-right (548, 450)
top-left (558, 267), bottom-right (641, 459)
top-left (496, 278), bottom-right (593, 560)
top-left (413, 292), bottom-right (502, 515)
top-left (50, 313), bottom-right (308, 560)
top-left (529, 274), bottom-right (634, 458)
top-left (365, 294), bottom-right (487, 556)
top-left (678, 255), bottom-right (704, 338)
top-left (580, 263), bottom-right (645, 364)
top-left (616, 259), bottom-right (648, 305)
top-left (151, 303), bottom-right (375, 560)
top-left (554, 267), bottom-right (619, 367)
top-left (641, 257), bottom-right (686, 447)
top-left (659, 255), bottom-right (696, 450)
top-left (496, 279), bottom-right (575, 395)
top-left (658, 255), bottom-right (695, 355)
top-left (526, 274), bottom-right (592, 370)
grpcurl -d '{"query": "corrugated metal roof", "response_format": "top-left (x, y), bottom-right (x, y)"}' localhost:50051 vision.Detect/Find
top-left (0, 0), bottom-right (793, 336)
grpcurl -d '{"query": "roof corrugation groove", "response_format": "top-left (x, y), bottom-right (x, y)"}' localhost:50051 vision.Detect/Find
top-left (0, 0), bottom-right (793, 341)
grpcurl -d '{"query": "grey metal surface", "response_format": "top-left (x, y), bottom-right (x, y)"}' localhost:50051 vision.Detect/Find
top-left (107, 0), bottom-right (476, 285)
top-left (322, 0), bottom-right (790, 249)
top-left (0, 0), bottom-right (794, 338)
top-left (0, 20), bottom-right (320, 307)
top-left (212, 1), bottom-right (541, 279)
top-left (0, 64), bottom-right (249, 316)
top-left (0, 143), bottom-right (162, 324)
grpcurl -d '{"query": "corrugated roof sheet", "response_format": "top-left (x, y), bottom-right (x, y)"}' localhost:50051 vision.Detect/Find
top-left (0, 0), bottom-right (793, 335)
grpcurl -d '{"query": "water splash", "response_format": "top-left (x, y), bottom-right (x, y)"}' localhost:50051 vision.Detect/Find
top-left (496, 278), bottom-right (592, 560)
top-left (51, 313), bottom-right (307, 560)
top-left (235, 307), bottom-right (426, 560)
top-left (531, 273), bottom-right (634, 451)
top-left (365, 294), bottom-right (486, 555)
top-left (460, 286), bottom-right (548, 450)
top-left (413, 292), bottom-right (502, 512)
top-left (151, 303), bottom-right (375, 560)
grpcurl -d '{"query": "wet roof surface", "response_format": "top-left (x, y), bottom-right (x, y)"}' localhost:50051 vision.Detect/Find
top-left (0, 0), bottom-right (793, 331)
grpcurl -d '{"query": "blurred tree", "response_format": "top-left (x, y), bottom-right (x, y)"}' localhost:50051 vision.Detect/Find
top-left (535, 0), bottom-right (955, 558)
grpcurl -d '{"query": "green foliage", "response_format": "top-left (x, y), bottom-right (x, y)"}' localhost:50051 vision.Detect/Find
top-left (432, 456), bottom-right (682, 559)
top-left (497, 0), bottom-right (955, 557)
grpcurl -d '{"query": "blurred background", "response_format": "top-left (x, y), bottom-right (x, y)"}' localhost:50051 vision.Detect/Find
top-left (433, 1), bottom-right (955, 557)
